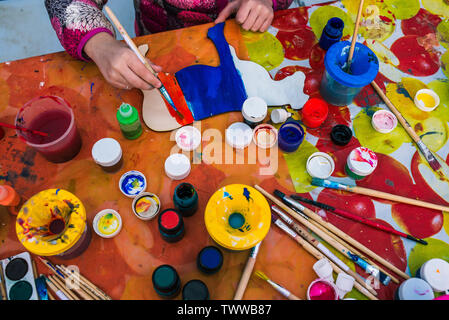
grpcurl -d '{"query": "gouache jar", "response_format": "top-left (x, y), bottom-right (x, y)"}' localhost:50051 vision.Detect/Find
top-left (307, 279), bottom-right (338, 300)
top-left (158, 209), bottom-right (185, 243)
top-left (182, 279), bottom-right (210, 300)
top-left (414, 89), bottom-right (440, 112)
top-left (197, 246), bottom-right (224, 275)
top-left (15, 96), bottom-right (82, 163)
top-left (320, 41), bottom-right (379, 106)
top-left (278, 121), bottom-right (305, 153)
top-left (152, 265), bottom-right (181, 299)
top-left (394, 278), bottom-right (434, 300)
top-left (330, 124), bottom-right (352, 146)
top-left (173, 182), bottom-right (198, 217)
top-left (318, 17), bottom-right (344, 51)
top-left (241, 97), bottom-right (268, 128)
top-left (91, 138), bottom-right (123, 173)
top-left (92, 209), bottom-right (122, 238)
top-left (371, 110), bottom-right (397, 134)
top-left (132, 192), bottom-right (161, 221)
top-left (416, 258), bottom-right (449, 293)
top-left (301, 98), bottom-right (329, 128)
top-left (345, 147), bottom-right (378, 180)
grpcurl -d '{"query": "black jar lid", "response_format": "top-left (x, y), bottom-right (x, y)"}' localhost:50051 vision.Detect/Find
top-left (330, 124), bottom-right (352, 146)
top-left (182, 279), bottom-right (210, 300)
top-left (197, 246), bottom-right (223, 275)
top-left (158, 209), bottom-right (184, 234)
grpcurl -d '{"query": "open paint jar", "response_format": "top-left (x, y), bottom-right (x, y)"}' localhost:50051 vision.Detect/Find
top-left (173, 182), bottom-right (198, 217)
top-left (158, 209), bottom-right (185, 243)
top-left (253, 124), bottom-right (278, 149)
top-left (414, 89), bottom-right (440, 112)
top-left (319, 17), bottom-right (344, 51)
top-left (182, 280), bottom-right (210, 300)
top-left (330, 124), bottom-right (352, 146)
top-left (241, 97), bottom-right (268, 128)
top-left (16, 189), bottom-right (91, 259)
top-left (91, 138), bottom-right (123, 173)
top-left (278, 121), bottom-right (305, 153)
top-left (197, 246), bottom-right (224, 274)
top-left (320, 41), bottom-right (379, 106)
top-left (416, 258), bottom-right (449, 293)
top-left (371, 109), bottom-right (397, 134)
top-left (152, 264), bottom-right (181, 299)
top-left (93, 209), bottom-right (122, 238)
top-left (132, 192), bottom-right (161, 221)
top-left (307, 279), bottom-right (338, 300)
top-left (119, 170), bottom-right (147, 198)
top-left (175, 126), bottom-right (201, 152)
top-left (306, 152), bottom-right (335, 179)
top-left (395, 278), bottom-right (434, 300)
top-left (15, 96), bottom-right (82, 163)
top-left (301, 98), bottom-right (329, 128)
top-left (345, 147), bottom-right (378, 180)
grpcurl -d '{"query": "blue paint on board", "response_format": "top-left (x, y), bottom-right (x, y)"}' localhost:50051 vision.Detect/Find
top-left (175, 23), bottom-right (247, 120)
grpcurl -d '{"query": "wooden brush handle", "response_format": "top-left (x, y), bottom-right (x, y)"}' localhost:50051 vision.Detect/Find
top-left (234, 257), bottom-right (256, 300)
top-left (348, 0), bottom-right (365, 64)
top-left (287, 293), bottom-right (302, 300)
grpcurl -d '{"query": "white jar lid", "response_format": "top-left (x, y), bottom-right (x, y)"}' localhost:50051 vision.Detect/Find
top-left (421, 258), bottom-right (449, 292)
top-left (252, 124), bottom-right (278, 149)
top-left (93, 209), bottom-right (122, 238)
top-left (132, 192), bottom-right (161, 220)
top-left (225, 122), bottom-right (253, 149)
top-left (398, 278), bottom-right (434, 300)
top-left (92, 138), bottom-right (122, 167)
top-left (165, 153), bottom-right (191, 180)
top-left (175, 126), bottom-right (201, 152)
top-left (242, 97), bottom-right (268, 123)
top-left (119, 170), bottom-right (147, 198)
top-left (307, 152), bottom-right (335, 179)
top-left (371, 109), bottom-right (397, 134)
top-left (414, 89), bottom-right (440, 112)
top-left (347, 147), bottom-right (378, 176)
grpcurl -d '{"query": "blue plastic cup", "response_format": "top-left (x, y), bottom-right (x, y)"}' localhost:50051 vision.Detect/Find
top-left (320, 41), bottom-right (379, 106)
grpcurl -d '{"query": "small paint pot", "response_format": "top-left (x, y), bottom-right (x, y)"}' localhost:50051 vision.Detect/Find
top-left (197, 246), bottom-right (224, 274)
top-left (345, 147), bottom-right (378, 180)
top-left (241, 97), bottom-right (268, 128)
top-left (119, 170), bottom-right (147, 198)
top-left (434, 295), bottom-right (449, 300)
top-left (91, 138), bottom-right (123, 173)
top-left (307, 279), bottom-right (339, 300)
top-left (152, 264), bottom-right (181, 299)
top-left (182, 279), bottom-right (210, 300)
top-left (394, 278), bottom-right (434, 300)
top-left (93, 209), bottom-right (122, 238)
top-left (132, 192), bottom-right (161, 221)
top-left (253, 124), bottom-right (278, 149)
top-left (319, 17), bottom-right (344, 51)
top-left (158, 209), bottom-right (185, 243)
top-left (301, 98), bottom-right (329, 128)
top-left (416, 258), bottom-right (449, 293)
top-left (371, 109), bottom-right (397, 134)
top-left (225, 122), bottom-right (253, 149)
top-left (175, 126), bottom-right (201, 152)
top-left (312, 258), bottom-right (334, 283)
top-left (330, 124), bottom-right (352, 146)
top-left (278, 121), bottom-right (305, 153)
top-left (306, 152), bottom-right (335, 179)
top-left (271, 108), bottom-right (291, 124)
top-left (414, 89), bottom-right (440, 112)
top-left (165, 153), bottom-right (191, 180)
top-left (173, 182), bottom-right (198, 217)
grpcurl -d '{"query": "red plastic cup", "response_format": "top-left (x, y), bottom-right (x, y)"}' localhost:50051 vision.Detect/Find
top-left (15, 96), bottom-right (82, 163)
top-left (301, 98), bottom-right (329, 128)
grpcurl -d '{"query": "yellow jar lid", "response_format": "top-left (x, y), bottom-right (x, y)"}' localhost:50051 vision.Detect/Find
top-left (205, 184), bottom-right (271, 251)
top-left (16, 189), bottom-right (87, 256)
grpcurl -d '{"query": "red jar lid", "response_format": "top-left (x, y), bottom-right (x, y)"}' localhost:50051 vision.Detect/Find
top-left (301, 98), bottom-right (329, 128)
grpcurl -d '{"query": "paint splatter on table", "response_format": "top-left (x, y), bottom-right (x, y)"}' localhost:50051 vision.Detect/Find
top-left (1, 0), bottom-right (449, 300)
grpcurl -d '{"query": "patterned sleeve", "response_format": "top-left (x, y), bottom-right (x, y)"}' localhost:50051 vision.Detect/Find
top-left (45, 0), bottom-right (116, 61)
top-left (272, 0), bottom-right (294, 11)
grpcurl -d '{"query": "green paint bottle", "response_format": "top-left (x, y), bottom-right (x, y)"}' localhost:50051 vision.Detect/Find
top-left (116, 103), bottom-right (142, 139)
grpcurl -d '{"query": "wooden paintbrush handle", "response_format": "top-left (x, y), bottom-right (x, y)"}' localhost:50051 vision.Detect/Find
top-left (348, 0), bottom-right (365, 64)
top-left (234, 257), bottom-right (256, 300)
top-left (287, 293), bottom-right (302, 300)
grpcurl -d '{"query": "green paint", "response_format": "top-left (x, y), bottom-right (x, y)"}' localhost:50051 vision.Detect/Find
top-left (310, 6), bottom-right (354, 40)
top-left (9, 281), bottom-right (33, 300)
top-left (384, 0), bottom-right (420, 20)
top-left (116, 103), bottom-right (142, 140)
top-left (154, 266), bottom-right (176, 289)
top-left (437, 20), bottom-right (449, 49)
top-left (408, 238), bottom-right (449, 277)
top-left (429, 79), bottom-right (449, 123)
top-left (243, 31), bottom-right (284, 71)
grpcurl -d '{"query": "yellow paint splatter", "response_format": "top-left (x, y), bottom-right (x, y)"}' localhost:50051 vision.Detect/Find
top-left (309, 5), bottom-right (354, 40)
top-left (242, 31), bottom-right (284, 71)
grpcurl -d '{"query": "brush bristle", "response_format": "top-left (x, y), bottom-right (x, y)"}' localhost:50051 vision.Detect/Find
top-left (271, 212), bottom-right (278, 223)
top-left (254, 270), bottom-right (269, 281)
top-left (429, 158), bottom-right (442, 171)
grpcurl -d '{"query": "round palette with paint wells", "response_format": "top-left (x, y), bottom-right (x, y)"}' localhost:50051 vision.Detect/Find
top-left (93, 209), bottom-right (122, 238)
top-left (204, 184), bottom-right (271, 251)
top-left (1, 251), bottom-right (38, 300)
top-left (132, 192), bottom-right (161, 221)
top-left (119, 170), bottom-right (147, 198)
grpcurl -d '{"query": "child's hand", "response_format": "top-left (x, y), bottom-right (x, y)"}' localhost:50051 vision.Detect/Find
top-left (84, 32), bottom-right (162, 90)
top-left (215, 0), bottom-right (274, 32)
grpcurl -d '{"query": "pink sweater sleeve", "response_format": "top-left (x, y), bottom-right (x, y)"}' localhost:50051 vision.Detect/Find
top-left (272, 0), bottom-right (294, 10)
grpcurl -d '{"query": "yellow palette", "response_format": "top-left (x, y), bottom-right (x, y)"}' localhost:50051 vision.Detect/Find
top-left (204, 184), bottom-right (271, 251)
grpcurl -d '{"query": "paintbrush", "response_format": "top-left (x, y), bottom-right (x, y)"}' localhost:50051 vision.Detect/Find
top-left (345, 0), bottom-right (365, 72)
top-left (45, 275), bottom-right (72, 300)
top-left (311, 178), bottom-right (449, 212)
top-left (104, 6), bottom-right (183, 119)
top-left (291, 194), bottom-right (428, 245)
top-left (0, 122), bottom-right (48, 137)
top-left (234, 242), bottom-right (262, 300)
top-left (371, 81), bottom-right (441, 172)
top-left (254, 270), bottom-right (301, 300)
top-left (0, 264), bottom-right (7, 300)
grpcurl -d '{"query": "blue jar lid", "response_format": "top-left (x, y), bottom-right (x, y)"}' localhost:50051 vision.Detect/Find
top-left (197, 246), bottom-right (224, 274)
top-left (182, 279), bottom-right (210, 300)
top-left (324, 41), bottom-right (379, 88)
top-left (324, 17), bottom-right (344, 38)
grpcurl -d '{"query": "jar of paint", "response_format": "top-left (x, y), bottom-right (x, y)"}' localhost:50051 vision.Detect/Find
top-left (119, 170), bottom-right (147, 198)
top-left (93, 209), bottom-right (122, 238)
top-left (371, 109), bottom-right (397, 134)
top-left (15, 96), bottom-right (82, 163)
top-left (394, 278), bottom-right (434, 300)
top-left (175, 126), bottom-right (201, 152)
top-left (225, 122), bottom-right (253, 149)
top-left (158, 209), bottom-right (185, 243)
top-left (182, 279), bottom-right (210, 300)
top-left (197, 246), bottom-right (224, 275)
top-left (152, 264), bottom-right (181, 299)
top-left (270, 108), bottom-right (291, 124)
top-left (306, 152), bottom-right (335, 180)
top-left (320, 41), bottom-right (379, 106)
top-left (173, 182), bottom-right (198, 217)
top-left (132, 192), bottom-right (161, 221)
top-left (278, 121), bottom-right (305, 153)
top-left (318, 17), bottom-right (344, 51)
top-left (416, 258), bottom-right (449, 293)
top-left (165, 153), bottom-right (191, 180)
top-left (0, 185), bottom-right (21, 215)
top-left (307, 279), bottom-right (338, 300)
top-left (345, 147), bottom-right (378, 180)
top-left (241, 97), bottom-right (268, 128)
top-left (414, 89), bottom-right (440, 112)
top-left (91, 138), bottom-right (123, 173)
top-left (252, 124), bottom-right (278, 149)
top-left (116, 103), bottom-right (142, 140)
top-left (301, 98), bottom-right (329, 128)
top-left (330, 124), bottom-right (352, 146)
